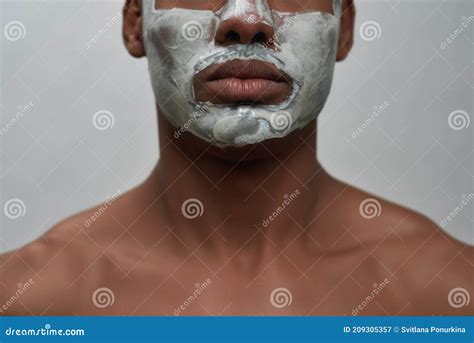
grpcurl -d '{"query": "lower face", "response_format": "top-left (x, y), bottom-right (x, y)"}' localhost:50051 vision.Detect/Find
top-left (143, 0), bottom-right (340, 147)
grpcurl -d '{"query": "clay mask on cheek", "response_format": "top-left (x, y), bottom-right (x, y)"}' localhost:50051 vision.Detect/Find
top-left (142, 0), bottom-right (341, 147)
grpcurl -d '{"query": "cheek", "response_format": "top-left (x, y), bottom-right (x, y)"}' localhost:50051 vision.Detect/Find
top-left (274, 14), bottom-right (338, 109)
top-left (148, 13), bottom-right (218, 65)
top-left (280, 14), bottom-right (338, 63)
top-left (149, 26), bottom-right (177, 65)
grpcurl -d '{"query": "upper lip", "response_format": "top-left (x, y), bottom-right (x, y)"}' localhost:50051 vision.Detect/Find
top-left (203, 60), bottom-right (292, 84)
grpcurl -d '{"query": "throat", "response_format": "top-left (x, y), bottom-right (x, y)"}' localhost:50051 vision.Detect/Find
top-left (150, 113), bottom-right (324, 257)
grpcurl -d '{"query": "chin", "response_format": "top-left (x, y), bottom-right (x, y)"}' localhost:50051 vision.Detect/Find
top-left (175, 124), bottom-right (316, 164)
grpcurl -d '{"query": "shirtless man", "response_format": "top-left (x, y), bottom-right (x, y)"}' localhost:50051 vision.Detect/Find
top-left (1, 0), bottom-right (472, 316)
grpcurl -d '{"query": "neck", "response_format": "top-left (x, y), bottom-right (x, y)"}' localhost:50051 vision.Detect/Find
top-left (146, 113), bottom-right (328, 258)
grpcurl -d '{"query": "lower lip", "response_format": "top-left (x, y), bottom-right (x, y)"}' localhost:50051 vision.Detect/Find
top-left (197, 78), bottom-right (292, 105)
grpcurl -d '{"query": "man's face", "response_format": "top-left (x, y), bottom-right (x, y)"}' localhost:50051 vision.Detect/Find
top-left (141, 0), bottom-right (342, 146)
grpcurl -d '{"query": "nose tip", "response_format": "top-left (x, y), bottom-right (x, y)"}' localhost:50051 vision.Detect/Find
top-left (216, 19), bottom-right (275, 46)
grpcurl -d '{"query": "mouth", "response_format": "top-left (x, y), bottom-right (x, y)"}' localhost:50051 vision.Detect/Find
top-left (194, 59), bottom-right (293, 105)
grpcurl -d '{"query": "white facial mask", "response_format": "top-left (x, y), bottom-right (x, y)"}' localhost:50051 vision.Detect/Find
top-left (142, 0), bottom-right (341, 147)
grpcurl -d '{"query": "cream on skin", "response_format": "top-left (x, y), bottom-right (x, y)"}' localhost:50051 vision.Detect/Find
top-left (142, 0), bottom-right (342, 146)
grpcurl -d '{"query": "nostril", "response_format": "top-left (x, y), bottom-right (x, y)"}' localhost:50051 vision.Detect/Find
top-left (225, 31), bottom-right (240, 44)
top-left (216, 20), bottom-right (275, 46)
top-left (251, 32), bottom-right (268, 44)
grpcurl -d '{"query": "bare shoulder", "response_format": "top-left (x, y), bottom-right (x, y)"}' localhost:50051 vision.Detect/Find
top-left (0, 206), bottom-right (113, 315)
top-left (333, 182), bottom-right (473, 315)
top-left (0, 186), bottom-right (152, 315)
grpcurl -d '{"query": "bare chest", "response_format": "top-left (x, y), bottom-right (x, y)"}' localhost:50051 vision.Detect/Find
top-left (71, 255), bottom-right (407, 316)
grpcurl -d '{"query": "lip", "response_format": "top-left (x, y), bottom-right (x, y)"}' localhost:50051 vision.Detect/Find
top-left (194, 60), bottom-right (293, 105)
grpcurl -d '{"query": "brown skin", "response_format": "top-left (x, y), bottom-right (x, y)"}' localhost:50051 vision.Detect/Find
top-left (1, 0), bottom-right (472, 316)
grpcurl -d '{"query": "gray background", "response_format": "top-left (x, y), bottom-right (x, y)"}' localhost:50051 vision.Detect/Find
top-left (1, 0), bottom-right (472, 252)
